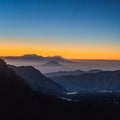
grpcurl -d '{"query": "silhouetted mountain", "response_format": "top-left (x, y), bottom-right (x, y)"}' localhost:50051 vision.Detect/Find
top-left (2, 54), bottom-right (44, 61)
top-left (21, 54), bottom-right (44, 60)
top-left (0, 58), bottom-right (65, 119)
top-left (41, 60), bottom-right (63, 67)
top-left (45, 69), bottom-right (103, 78)
top-left (9, 65), bottom-right (67, 96)
top-left (0, 59), bottom-right (33, 98)
top-left (3, 54), bottom-right (73, 63)
top-left (45, 56), bottom-right (73, 63)
top-left (0, 58), bottom-right (44, 118)
top-left (0, 59), bottom-right (120, 119)
top-left (51, 70), bottom-right (120, 92)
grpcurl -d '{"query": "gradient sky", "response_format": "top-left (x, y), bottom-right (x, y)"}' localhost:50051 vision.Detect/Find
top-left (0, 0), bottom-right (120, 59)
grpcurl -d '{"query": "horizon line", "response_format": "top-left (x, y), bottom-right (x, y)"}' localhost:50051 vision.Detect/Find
top-left (1, 54), bottom-right (120, 61)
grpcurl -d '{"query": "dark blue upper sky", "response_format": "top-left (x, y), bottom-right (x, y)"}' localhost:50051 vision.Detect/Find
top-left (0, 0), bottom-right (120, 39)
top-left (0, 0), bottom-right (120, 58)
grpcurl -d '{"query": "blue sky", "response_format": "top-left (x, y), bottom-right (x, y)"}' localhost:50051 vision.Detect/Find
top-left (0, 0), bottom-right (120, 39)
top-left (0, 0), bottom-right (120, 59)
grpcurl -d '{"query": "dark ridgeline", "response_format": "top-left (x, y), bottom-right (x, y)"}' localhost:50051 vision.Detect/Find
top-left (0, 59), bottom-right (120, 120)
top-left (9, 65), bottom-right (66, 96)
top-left (45, 69), bottom-right (103, 78)
top-left (0, 58), bottom-right (63, 119)
top-left (50, 70), bottom-right (120, 92)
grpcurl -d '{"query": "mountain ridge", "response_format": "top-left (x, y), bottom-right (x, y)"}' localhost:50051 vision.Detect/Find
top-left (9, 65), bottom-right (67, 96)
top-left (0, 58), bottom-right (120, 119)
top-left (45, 69), bottom-right (103, 78)
top-left (50, 70), bottom-right (120, 92)
top-left (2, 54), bottom-right (73, 63)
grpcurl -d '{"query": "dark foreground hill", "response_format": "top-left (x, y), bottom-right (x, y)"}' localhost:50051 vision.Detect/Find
top-left (0, 59), bottom-right (120, 120)
top-left (0, 59), bottom-right (57, 119)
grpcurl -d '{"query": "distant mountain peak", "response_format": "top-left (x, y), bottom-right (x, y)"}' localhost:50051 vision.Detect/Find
top-left (20, 54), bottom-right (45, 60)
top-left (52, 56), bottom-right (63, 59)
top-left (3, 54), bottom-right (73, 63)
top-left (23, 54), bottom-right (39, 57)
top-left (42, 60), bottom-right (63, 67)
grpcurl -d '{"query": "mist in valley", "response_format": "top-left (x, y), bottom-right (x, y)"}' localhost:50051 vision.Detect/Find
top-left (4, 59), bottom-right (120, 73)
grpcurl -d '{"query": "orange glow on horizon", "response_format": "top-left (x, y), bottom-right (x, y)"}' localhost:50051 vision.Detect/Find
top-left (0, 38), bottom-right (120, 60)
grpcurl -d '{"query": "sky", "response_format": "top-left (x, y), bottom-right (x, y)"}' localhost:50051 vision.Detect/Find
top-left (0, 0), bottom-right (120, 59)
